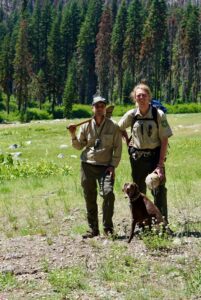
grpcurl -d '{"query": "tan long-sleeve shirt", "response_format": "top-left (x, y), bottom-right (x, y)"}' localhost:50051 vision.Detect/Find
top-left (72, 117), bottom-right (122, 168)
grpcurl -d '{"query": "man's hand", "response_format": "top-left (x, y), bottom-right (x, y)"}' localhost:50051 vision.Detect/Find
top-left (105, 166), bottom-right (115, 179)
top-left (154, 165), bottom-right (165, 181)
top-left (67, 124), bottom-right (77, 138)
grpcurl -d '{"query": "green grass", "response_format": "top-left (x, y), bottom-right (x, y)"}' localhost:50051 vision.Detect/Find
top-left (0, 272), bottom-right (18, 291)
top-left (48, 266), bottom-right (88, 296)
top-left (0, 114), bottom-right (201, 236)
top-left (0, 113), bottom-right (201, 299)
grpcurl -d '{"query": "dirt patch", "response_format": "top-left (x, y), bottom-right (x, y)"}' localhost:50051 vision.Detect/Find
top-left (0, 215), bottom-right (200, 299)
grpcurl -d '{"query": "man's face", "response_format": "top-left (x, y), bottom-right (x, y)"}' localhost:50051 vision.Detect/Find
top-left (92, 102), bottom-right (106, 117)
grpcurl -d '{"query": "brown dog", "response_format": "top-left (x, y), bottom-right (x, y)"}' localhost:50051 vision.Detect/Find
top-left (123, 182), bottom-right (167, 243)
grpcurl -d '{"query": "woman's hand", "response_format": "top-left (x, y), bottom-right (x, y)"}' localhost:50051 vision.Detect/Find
top-left (154, 165), bottom-right (165, 181)
top-left (105, 166), bottom-right (115, 179)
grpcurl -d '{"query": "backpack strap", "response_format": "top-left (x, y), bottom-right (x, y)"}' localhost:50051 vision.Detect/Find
top-left (151, 106), bottom-right (159, 128)
top-left (131, 106), bottom-right (159, 132)
top-left (131, 108), bottom-right (138, 133)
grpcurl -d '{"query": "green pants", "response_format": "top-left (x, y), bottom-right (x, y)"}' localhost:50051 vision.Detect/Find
top-left (81, 162), bottom-right (115, 232)
top-left (130, 153), bottom-right (168, 222)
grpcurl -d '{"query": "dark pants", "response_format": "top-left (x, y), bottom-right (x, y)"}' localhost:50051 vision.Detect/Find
top-left (81, 162), bottom-right (115, 232)
top-left (130, 150), bottom-right (168, 222)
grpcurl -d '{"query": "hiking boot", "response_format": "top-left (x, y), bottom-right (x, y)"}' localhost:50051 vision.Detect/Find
top-left (82, 229), bottom-right (100, 239)
top-left (103, 228), bottom-right (114, 236)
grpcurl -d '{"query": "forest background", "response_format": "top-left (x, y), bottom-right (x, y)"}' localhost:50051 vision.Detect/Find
top-left (0, 0), bottom-right (200, 122)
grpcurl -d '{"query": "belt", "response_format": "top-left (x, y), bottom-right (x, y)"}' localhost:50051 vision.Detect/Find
top-left (129, 147), bottom-right (160, 160)
top-left (82, 162), bottom-right (107, 167)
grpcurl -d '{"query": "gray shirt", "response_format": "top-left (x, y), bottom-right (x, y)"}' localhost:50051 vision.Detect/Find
top-left (72, 117), bottom-right (122, 167)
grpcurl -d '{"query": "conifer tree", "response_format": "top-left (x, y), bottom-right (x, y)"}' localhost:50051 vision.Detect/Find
top-left (60, 1), bottom-right (81, 89)
top-left (29, 0), bottom-right (41, 73)
top-left (63, 57), bottom-right (77, 119)
top-left (47, 10), bottom-right (62, 112)
top-left (111, 0), bottom-right (118, 23)
top-left (182, 4), bottom-right (200, 102)
top-left (0, 34), bottom-right (13, 114)
top-left (40, 0), bottom-right (52, 74)
top-left (95, 5), bottom-right (113, 101)
top-left (0, 20), bottom-right (7, 42)
top-left (29, 69), bottom-right (46, 109)
top-left (76, 0), bottom-right (103, 103)
top-left (111, 0), bottom-right (127, 103)
top-left (140, 0), bottom-right (167, 98)
top-left (171, 29), bottom-right (181, 103)
top-left (13, 1), bottom-right (32, 113)
top-left (122, 69), bottom-right (133, 104)
top-left (123, 0), bottom-right (143, 85)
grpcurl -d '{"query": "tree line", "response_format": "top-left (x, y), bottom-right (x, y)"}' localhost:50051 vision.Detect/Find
top-left (0, 0), bottom-right (200, 118)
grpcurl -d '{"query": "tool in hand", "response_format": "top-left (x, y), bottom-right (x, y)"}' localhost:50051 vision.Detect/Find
top-left (66, 105), bottom-right (115, 130)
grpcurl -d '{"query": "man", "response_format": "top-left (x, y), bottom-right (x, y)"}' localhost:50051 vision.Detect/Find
top-left (68, 96), bottom-right (122, 238)
top-left (118, 83), bottom-right (173, 222)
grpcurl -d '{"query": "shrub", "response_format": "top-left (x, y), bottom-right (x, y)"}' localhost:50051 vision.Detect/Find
top-left (165, 103), bottom-right (201, 114)
top-left (113, 105), bottom-right (134, 116)
top-left (0, 102), bottom-right (5, 110)
top-left (72, 104), bottom-right (91, 118)
top-left (0, 155), bottom-right (71, 181)
top-left (140, 228), bottom-right (173, 251)
top-left (20, 108), bottom-right (51, 122)
top-left (0, 113), bottom-right (4, 123)
top-left (53, 106), bottom-right (64, 119)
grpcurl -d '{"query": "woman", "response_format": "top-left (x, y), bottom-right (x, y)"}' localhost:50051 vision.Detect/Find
top-left (118, 83), bottom-right (173, 222)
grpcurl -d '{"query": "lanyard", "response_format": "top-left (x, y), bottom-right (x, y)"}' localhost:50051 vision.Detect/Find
top-left (94, 119), bottom-right (106, 139)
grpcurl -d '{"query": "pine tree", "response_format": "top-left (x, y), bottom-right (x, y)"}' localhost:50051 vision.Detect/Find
top-left (76, 0), bottom-right (103, 103)
top-left (47, 10), bottom-right (62, 112)
top-left (111, 0), bottom-right (127, 103)
top-left (63, 57), bottom-right (77, 119)
top-left (0, 20), bottom-right (7, 43)
top-left (29, 0), bottom-right (41, 73)
top-left (111, 0), bottom-right (118, 23)
top-left (95, 5), bottom-right (113, 101)
top-left (122, 69), bottom-right (133, 104)
top-left (13, 2), bottom-right (32, 113)
top-left (60, 1), bottom-right (81, 90)
top-left (140, 0), bottom-right (167, 98)
top-left (29, 69), bottom-right (46, 109)
top-left (0, 34), bottom-right (13, 114)
top-left (40, 0), bottom-right (52, 75)
top-left (123, 0), bottom-right (143, 85)
top-left (183, 4), bottom-right (200, 102)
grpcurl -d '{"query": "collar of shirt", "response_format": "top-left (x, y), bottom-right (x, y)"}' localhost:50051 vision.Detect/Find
top-left (136, 105), bottom-right (152, 118)
top-left (92, 117), bottom-right (106, 133)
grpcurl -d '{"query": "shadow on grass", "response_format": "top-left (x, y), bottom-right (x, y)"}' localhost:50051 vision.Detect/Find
top-left (175, 231), bottom-right (201, 238)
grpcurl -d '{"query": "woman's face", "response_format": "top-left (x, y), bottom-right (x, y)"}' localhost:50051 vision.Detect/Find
top-left (135, 88), bottom-right (150, 112)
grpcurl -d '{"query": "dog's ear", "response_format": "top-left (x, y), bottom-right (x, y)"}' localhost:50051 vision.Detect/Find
top-left (122, 183), bottom-right (128, 193)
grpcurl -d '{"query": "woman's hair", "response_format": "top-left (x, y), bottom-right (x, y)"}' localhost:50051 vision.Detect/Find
top-left (130, 83), bottom-right (152, 102)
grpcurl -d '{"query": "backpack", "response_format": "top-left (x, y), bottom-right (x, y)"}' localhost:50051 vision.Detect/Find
top-left (151, 99), bottom-right (167, 114)
top-left (131, 100), bottom-right (167, 131)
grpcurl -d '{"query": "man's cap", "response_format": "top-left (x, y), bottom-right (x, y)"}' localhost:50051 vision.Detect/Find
top-left (92, 96), bottom-right (106, 106)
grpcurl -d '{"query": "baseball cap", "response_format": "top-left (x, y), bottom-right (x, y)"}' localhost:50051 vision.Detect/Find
top-left (92, 96), bottom-right (106, 106)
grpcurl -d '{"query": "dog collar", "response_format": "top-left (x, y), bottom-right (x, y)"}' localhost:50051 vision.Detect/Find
top-left (129, 192), bottom-right (141, 202)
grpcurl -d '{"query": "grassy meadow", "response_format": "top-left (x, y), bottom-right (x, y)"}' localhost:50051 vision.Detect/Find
top-left (0, 114), bottom-right (201, 299)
